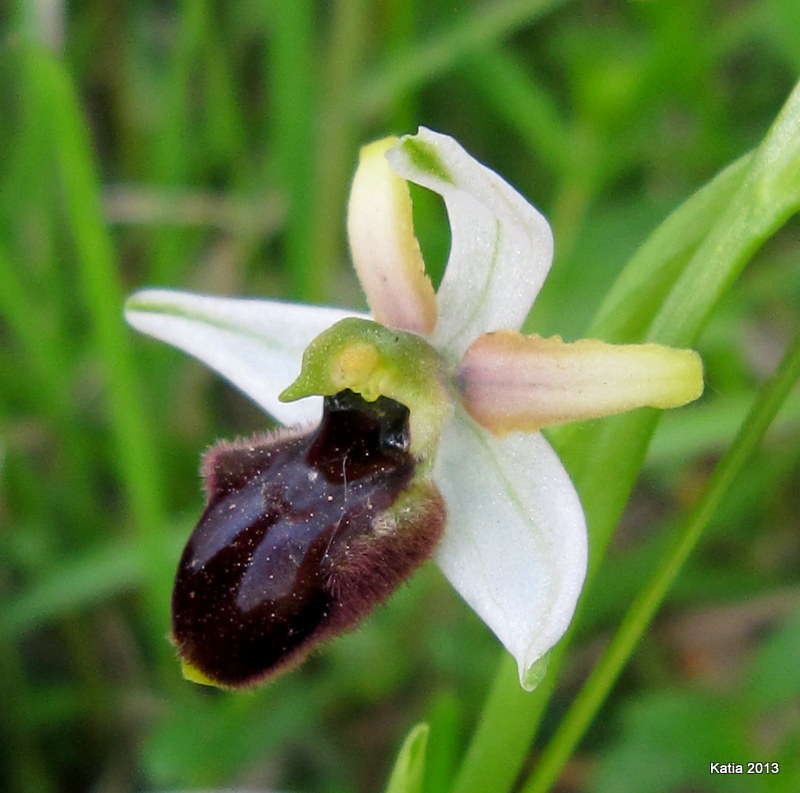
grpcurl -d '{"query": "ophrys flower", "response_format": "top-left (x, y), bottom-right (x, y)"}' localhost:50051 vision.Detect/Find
top-left (126, 128), bottom-right (703, 689)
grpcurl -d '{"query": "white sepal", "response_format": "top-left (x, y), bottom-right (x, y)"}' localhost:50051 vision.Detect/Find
top-left (125, 288), bottom-right (364, 425)
top-left (433, 410), bottom-right (587, 689)
top-left (387, 127), bottom-right (553, 359)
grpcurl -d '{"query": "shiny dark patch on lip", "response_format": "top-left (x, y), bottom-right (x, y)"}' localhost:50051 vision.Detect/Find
top-left (171, 389), bottom-right (444, 688)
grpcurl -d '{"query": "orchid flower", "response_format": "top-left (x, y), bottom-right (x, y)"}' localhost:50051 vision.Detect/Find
top-left (125, 128), bottom-right (703, 690)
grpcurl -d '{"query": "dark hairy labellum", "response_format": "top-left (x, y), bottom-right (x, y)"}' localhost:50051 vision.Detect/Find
top-left (172, 389), bottom-right (445, 688)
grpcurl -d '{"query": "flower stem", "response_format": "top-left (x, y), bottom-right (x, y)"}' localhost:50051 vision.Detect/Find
top-left (519, 323), bottom-right (800, 793)
top-left (449, 653), bottom-right (553, 793)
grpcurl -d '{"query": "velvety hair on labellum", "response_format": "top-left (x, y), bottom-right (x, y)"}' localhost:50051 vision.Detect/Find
top-left (171, 389), bottom-right (446, 688)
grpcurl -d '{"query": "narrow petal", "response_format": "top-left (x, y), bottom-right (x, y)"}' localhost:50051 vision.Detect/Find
top-left (386, 128), bottom-right (553, 359)
top-left (125, 288), bottom-right (364, 425)
top-left (434, 410), bottom-right (587, 689)
top-left (460, 331), bottom-right (704, 435)
top-left (347, 137), bottom-right (437, 335)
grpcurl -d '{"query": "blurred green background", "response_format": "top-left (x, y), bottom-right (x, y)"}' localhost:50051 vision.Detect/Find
top-left (1, 1), bottom-right (799, 792)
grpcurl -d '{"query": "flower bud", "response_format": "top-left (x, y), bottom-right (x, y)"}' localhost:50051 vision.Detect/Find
top-left (171, 389), bottom-right (445, 688)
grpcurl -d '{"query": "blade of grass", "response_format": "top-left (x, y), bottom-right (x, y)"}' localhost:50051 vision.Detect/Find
top-left (460, 47), bottom-right (568, 174)
top-left (449, 651), bottom-right (557, 793)
top-left (385, 723), bottom-right (430, 793)
top-left (383, 0), bottom-right (420, 132)
top-left (148, 1), bottom-right (209, 284)
top-left (264, 0), bottom-right (317, 300)
top-left (202, 29), bottom-right (247, 173)
top-left (299, 0), bottom-right (368, 304)
top-left (590, 154), bottom-right (752, 343)
top-left (20, 44), bottom-right (171, 633)
top-left (421, 692), bottom-right (463, 793)
top-left (459, 45), bottom-right (596, 258)
top-left (647, 87), bottom-right (800, 348)
top-left (0, 243), bottom-right (99, 531)
top-left (0, 530), bottom-right (185, 643)
top-left (356, 0), bottom-right (571, 119)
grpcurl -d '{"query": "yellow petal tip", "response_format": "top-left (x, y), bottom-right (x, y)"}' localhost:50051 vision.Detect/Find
top-left (347, 135), bottom-right (437, 335)
top-left (180, 658), bottom-right (221, 688)
top-left (460, 332), bottom-right (705, 434)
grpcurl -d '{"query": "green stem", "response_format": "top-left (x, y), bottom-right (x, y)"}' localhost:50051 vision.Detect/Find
top-left (450, 653), bottom-right (554, 793)
top-left (520, 324), bottom-right (800, 793)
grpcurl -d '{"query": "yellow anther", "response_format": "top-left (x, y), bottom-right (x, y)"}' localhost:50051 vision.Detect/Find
top-left (331, 341), bottom-right (382, 399)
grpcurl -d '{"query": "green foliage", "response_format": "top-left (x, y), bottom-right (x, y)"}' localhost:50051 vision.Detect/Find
top-left (384, 723), bottom-right (429, 793)
top-left (1, 2), bottom-right (798, 792)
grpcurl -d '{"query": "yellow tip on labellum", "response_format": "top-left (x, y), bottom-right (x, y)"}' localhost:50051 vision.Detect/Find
top-left (459, 330), bottom-right (704, 435)
top-left (181, 658), bottom-right (220, 687)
